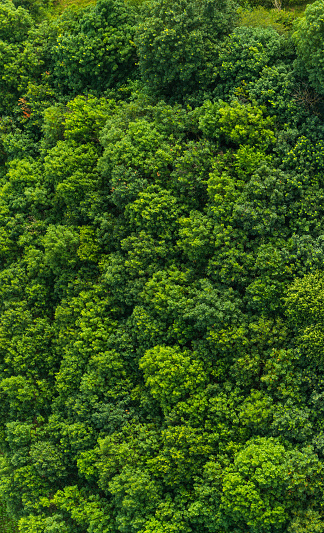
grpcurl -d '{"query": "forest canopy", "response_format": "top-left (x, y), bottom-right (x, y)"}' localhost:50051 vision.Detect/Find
top-left (1, 0), bottom-right (324, 531)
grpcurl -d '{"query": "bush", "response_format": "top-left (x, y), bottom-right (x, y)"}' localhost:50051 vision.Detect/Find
top-left (293, 0), bottom-right (324, 96)
top-left (135, 0), bottom-right (237, 102)
top-left (51, 0), bottom-right (138, 96)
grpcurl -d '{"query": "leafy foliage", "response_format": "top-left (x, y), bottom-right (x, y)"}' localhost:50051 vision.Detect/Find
top-left (293, 0), bottom-right (324, 96)
top-left (135, 0), bottom-right (237, 102)
top-left (51, 0), bottom-right (138, 96)
top-left (0, 0), bottom-right (323, 531)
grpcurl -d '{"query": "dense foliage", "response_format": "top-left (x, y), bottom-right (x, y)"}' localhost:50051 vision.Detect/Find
top-left (1, 0), bottom-right (324, 531)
